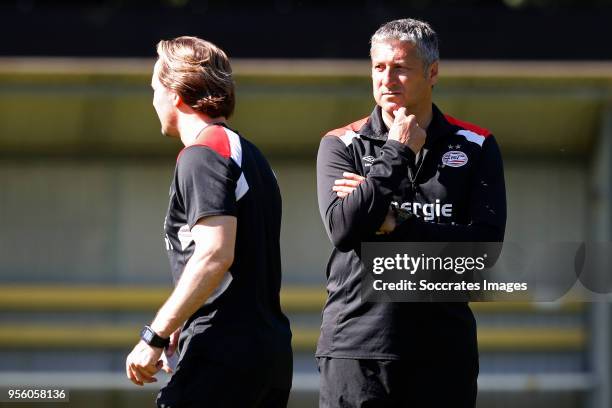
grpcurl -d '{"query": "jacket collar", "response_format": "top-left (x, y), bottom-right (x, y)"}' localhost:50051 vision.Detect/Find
top-left (358, 103), bottom-right (453, 148)
top-left (358, 105), bottom-right (388, 141)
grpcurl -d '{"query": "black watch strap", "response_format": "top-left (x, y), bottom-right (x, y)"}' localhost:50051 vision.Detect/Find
top-left (140, 325), bottom-right (170, 348)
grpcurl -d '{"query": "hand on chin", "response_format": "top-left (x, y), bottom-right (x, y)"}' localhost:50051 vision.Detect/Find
top-left (378, 93), bottom-right (401, 111)
top-left (382, 101), bottom-right (404, 118)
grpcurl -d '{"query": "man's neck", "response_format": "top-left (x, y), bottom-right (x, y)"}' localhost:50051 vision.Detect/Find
top-left (381, 103), bottom-right (433, 132)
top-left (178, 113), bottom-right (226, 147)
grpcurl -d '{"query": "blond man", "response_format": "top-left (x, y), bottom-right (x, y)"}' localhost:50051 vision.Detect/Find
top-left (125, 36), bottom-right (292, 408)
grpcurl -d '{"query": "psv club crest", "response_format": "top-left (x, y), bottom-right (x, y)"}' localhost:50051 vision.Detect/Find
top-left (441, 150), bottom-right (468, 168)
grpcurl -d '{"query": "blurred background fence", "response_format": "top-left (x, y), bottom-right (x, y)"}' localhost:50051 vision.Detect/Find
top-left (1, 1), bottom-right (611, 407)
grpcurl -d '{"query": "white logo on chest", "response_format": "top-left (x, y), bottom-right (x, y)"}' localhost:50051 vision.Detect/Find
top-left (362, 155), bottom-right (376, 166)
top-left (441, 150), bottom-right (468, 168)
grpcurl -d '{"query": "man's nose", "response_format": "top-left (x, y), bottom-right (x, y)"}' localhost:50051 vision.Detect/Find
top-left (381, 68), bottom-right (394, 87)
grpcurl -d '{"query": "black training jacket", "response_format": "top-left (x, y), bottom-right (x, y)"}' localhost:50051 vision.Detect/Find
top-left (316, 104), bottom-right (506, 367)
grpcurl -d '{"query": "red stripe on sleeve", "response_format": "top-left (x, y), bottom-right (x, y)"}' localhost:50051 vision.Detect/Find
top-left (177, 125), bottom-right (231, 161)
top-left (325, 117), bottom-right (369, 137)
top-left (444, 114), bottom-right (492, 137)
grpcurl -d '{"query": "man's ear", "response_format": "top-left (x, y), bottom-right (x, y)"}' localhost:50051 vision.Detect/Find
top-left (170, 90), bottom-right (182, 108)
top-left (428, 61), bottom-right (439, 86)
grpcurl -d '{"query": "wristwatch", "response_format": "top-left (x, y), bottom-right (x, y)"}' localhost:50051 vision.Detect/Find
top-left (140, 325), bottom-right (170, 348)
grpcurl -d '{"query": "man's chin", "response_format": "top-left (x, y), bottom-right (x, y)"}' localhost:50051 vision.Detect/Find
top-left (381, 102), bottom-right (404, 117)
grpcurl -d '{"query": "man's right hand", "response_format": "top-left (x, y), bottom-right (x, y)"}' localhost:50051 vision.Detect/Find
top-left (388, 107), bottom-right (426, 154)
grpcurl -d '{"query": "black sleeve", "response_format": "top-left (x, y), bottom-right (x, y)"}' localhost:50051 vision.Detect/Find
top-left (316, 135), bottom-right (415, 251)
top-left (176, 146), bottom-right (238, 228)
top-left (392, 135), bottom-right (507, 242)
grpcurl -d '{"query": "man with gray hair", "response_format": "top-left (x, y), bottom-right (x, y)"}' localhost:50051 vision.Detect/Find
top-left (316, 18), bottom-right (506, 407)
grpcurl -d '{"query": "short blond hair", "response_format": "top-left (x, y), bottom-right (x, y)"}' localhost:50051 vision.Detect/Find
top-left (156, 36), bottom-right (235, 118)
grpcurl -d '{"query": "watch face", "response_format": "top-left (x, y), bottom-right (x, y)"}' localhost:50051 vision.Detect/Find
top-left (142, 327), bottom-right (154, 342)
top-left (140, 325), bottom-right (169, 348)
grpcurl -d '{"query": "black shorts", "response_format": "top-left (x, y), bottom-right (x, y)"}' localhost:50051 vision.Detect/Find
top-left (317, 357), bottom-right (477, 408)
top-left (157, 354), bottom-right (292, 408)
